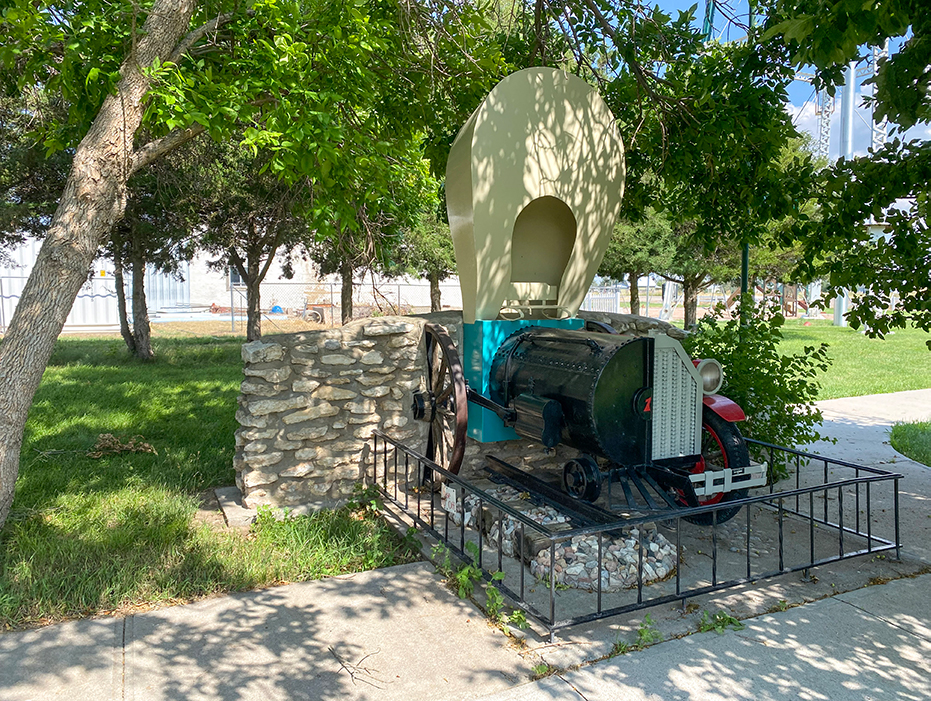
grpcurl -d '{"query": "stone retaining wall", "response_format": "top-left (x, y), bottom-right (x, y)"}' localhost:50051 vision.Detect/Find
top-left (234, 310), bottom-right (684, 510)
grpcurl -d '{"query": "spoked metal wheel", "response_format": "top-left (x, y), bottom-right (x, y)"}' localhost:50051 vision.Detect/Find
top-left (411, 323), bottom-right (468, 480)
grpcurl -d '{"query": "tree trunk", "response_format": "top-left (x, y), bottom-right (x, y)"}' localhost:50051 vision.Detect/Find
top-left (130, 239), bottom-right (154, 360)
top-left (113, 243), bottom-right (136, 354)
top-left (0, 0), bottom-right (195, 530)
top-left (428, 272), bottom-right (441, 312)
top-left (683, 281), bottom-right (699, 329)
top-left (340, 262), bottom-right (353, 324)
top-left (246, 255), bottom-right (262, 341)
top-left (628, 270), bottom-right (642, 315)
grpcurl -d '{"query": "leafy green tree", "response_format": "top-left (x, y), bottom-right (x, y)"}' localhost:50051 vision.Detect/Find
top-left (657, 220), bottom-right (743, 329)
top-left (762, 0), bottom-right (931, 343)
top-left (683, 297), bottom-right (831, 480)
top-left (0, 0), bottom-right (481, 529)
top-left (398, 206), bottom-right (456, 313)
top-left (174, 137), bottom-right (314, 341)
top-left (108, 152), bottom-right (197, 359)
top-left (307, 151), bottom-right (437, 323)
top-left (598, 209), bottom-right (675, 315)
top-left (0, 93), bottom-right (70, 256)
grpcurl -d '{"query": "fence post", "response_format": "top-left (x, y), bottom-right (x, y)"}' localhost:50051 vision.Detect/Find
top-left (230, 276), bottom-right (235, 332)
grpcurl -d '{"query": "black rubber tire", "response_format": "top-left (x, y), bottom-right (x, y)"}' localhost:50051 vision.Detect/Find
top-left (682, 407), bottom-right (750, 526)
top-left (563, 456), bottom-right (603, 502)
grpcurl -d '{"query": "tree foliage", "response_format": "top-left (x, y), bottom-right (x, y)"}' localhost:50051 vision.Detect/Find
top-left (0, 93), bottom-right (70, 256)
top-left (398, 206), bottom-right (456, 312)
top-left (306, 149), bottom-right (437, 323)
top-left (683, 298), bottom-right (831, 480)
top-left (108, 157), bottom-right (196, 358)
top-left (601, 132), bottom-right (821, 325)
top-left (175, 137), bottom-right (314, 341)
top-left (762, 0), bottom-right (931, 344)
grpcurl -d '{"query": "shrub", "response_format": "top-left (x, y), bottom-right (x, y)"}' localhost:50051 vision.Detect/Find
top-left (682, 297), bottom-right (831, 481)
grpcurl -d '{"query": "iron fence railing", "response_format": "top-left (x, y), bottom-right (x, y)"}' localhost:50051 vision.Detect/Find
top-left (369, 430), bottom-right (902, 640)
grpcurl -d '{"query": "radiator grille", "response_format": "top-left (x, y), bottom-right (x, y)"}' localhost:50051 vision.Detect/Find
top-left (652, 343), bottom-right (701, 460)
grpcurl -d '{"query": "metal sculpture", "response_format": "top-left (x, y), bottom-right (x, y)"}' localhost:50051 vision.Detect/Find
top-left (411, 67), bottom-right (765, 524)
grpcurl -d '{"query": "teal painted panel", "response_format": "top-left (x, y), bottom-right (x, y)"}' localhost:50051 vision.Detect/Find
top-left (463, 318), bottom-right (584, 443)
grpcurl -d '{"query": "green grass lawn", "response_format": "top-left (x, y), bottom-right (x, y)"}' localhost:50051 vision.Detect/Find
top-left (780, 319), bottom-right (931, 467)
top-left (778, 319), bottom-right (931, 400)
top-left (0, 336), bottom-right (417, 630)
top-left (890, 422), bottom-right (931, 467)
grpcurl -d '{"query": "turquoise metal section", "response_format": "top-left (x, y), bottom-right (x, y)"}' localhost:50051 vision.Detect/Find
top-left (463, 318), bottom-right (584, 442)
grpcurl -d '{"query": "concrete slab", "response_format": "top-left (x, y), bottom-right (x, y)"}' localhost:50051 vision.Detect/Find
top-left (836, 575), bottom-right (931, 643)
top-left (817, 390), bottom-right (931, 425)
top-left (124, 561), bottom-right (529, 701)
top-left (479, 577), bottom-right (931, 701)
top-left (802, 390), bottom-right (931, 566)
top-left (214, 486), bottom-right (256, 528)
top-left (0, 617), bottom-right (123, 701)
top-left (805, 389), bottom-right (931, 467)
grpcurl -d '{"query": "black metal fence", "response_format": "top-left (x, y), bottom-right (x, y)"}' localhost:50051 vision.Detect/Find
top-left (369, 430), bottom-right (902, 639)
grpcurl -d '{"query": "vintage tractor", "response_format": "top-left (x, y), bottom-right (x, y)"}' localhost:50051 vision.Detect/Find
top-left (411, 68), bottom-right (765, 524)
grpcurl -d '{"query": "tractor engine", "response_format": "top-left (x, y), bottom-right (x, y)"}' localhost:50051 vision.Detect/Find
top-left (488, 328), bottom-right (705, 469)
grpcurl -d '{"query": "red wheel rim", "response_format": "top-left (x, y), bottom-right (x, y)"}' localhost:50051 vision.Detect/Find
top-left (693, 421), bottom-right (727, 505)
top-left (676, 421), bottom-right (727, 507)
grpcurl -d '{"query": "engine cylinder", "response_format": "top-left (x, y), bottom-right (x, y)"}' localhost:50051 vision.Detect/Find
top-left (489, 328), bottom-right (653, 465)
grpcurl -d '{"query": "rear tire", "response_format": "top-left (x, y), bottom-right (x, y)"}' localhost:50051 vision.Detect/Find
top-left (682, 407), bottom-right (750, 526)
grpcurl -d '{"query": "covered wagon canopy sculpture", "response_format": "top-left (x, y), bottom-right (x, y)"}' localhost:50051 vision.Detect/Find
top-left (446, 66), bottom-right (626, 324)
top-left (412, 67), bottom-right (766, 524)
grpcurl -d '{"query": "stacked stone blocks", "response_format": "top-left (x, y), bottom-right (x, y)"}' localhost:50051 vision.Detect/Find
top-left (234, 316), bottom-right (435, 509)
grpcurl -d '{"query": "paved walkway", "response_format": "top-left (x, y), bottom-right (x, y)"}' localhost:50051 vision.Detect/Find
top-left (1, 390), bottom-right (929, 700)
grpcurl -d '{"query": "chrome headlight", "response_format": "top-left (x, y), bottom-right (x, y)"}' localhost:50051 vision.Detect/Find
top-left (695, 358), bottom-right (723, 395)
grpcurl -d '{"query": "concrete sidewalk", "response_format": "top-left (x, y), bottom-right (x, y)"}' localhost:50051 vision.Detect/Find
top-left (0, 561), bottom-right (529, 701)
top-left (1, 390), bottom-right (929, 701)
top-left (478, 574), bottom-right (931, 701)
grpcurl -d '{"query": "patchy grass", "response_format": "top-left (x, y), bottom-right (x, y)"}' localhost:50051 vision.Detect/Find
top-left (778, 320), bottom-right (931, 400)
top-left (890, 422), bottom-right (931, 467)
top-left (0, 336), bottom-right (417, 630)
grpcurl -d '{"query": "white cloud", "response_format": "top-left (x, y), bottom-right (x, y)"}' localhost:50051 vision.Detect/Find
top-left (786, 85), bottom-right (884, 160)
top-left (786, 100), bottom-right (819, 146)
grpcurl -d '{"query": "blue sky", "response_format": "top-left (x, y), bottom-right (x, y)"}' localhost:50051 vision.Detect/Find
top-left (651, 0), bottom-right (928, 159)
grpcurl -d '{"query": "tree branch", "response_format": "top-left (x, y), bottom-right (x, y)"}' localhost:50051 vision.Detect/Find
top-left (131, 124), bottom-right (205, 173)
top-left (168, 11), bottom-right (244, 64)
top-left (257, 230), bottom-right (281, 283)
top-left (229, 247), bottom-right (248, 280)
top-left (577, 0), bottom-right (678, 105)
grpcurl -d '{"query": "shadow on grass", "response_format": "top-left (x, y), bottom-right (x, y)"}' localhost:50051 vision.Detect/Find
top-left (0, 495), bottom-right (265, 625)
top-left (18, 349), bottom-right (242, 511)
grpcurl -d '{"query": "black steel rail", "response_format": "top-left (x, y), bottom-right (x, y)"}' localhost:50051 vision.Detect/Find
top-left (484, 455), bottom-right (623, 527)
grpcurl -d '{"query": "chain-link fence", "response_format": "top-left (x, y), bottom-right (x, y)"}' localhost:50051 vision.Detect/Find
top-left (1, 272), bottom-right (818, 337)
top-left (251, 281), bottom-right (464, 323)
top-left (187, 281), bottom-right (467, 336)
